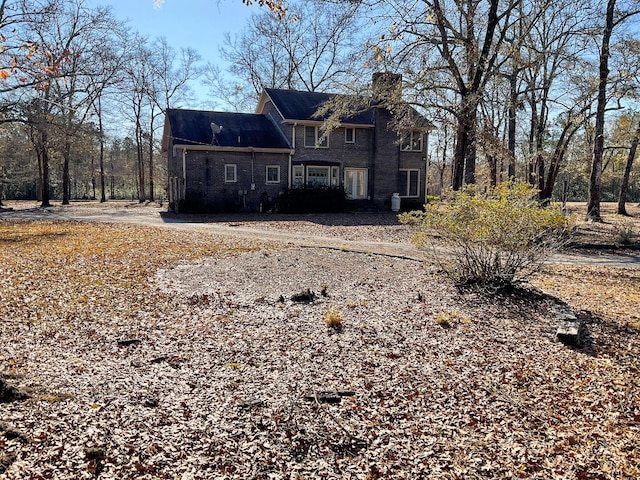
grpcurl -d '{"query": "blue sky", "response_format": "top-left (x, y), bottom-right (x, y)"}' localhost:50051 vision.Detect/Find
top-left (86, 0), bottom-right (256, 107)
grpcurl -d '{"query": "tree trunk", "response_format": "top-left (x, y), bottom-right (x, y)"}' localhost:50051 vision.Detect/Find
top-left (507, 72), bottom-right (517, 179)
top-left (148, 130), bottom-right (154, 202)
top-left (99, 141), bottom-right (106, 203)
top-left (62, 142), bottom-right (71, 205)
top-left (453, 100), bottom-right (478, 189)
top-left (41, 145), bottom-right (51, 208)
top-left (452, 120), bottom-right (466, 190)
top-left (617, 120), bottom-right (640, 215)
top-left (488, 155), bottom-right (497, 187)
top-left (136, 122), bottom-right (146, 202)
top-left (537, 153), bottom-right (545, 195)
top-left (541, 112), bottom-right (585, 201)
top-left (527, 99), bottom-right (538, 186)
top-left (464, 116), bottom-right (477, 186)
top-left (98, 97), bottom-right (106, 203)
top-left (587, 0), bottom-right (616, 221)
top-left (109, 152), bottom-right (115, 200)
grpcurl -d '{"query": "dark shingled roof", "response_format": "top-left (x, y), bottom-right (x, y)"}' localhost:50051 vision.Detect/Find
top-left (166, 109), bottom-right (291, 149)
top-left (264, 88), bottom-right (375, 125)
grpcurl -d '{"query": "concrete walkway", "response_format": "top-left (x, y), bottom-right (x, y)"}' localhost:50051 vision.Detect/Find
top-left (1, 205), bottom-right (638, 267)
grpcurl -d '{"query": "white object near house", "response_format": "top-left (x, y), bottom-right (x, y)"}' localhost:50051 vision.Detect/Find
top-left (391, 193), bottom-right (401, 212)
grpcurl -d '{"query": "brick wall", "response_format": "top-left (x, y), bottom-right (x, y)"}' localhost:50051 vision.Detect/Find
top-left (182, 150), bottom-right (290, 212)
top-left (292, 125), bottom-right (373, 168)
top-left (372, 108), bottom-right (401, 207)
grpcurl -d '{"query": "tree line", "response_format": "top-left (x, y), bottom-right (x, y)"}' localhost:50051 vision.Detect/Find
top-left (201, 0), bottom-right (640, 219)
top-left (0, 0), bottom-right (200, 207)
top-left (1, 0), bottom-right (640, 219)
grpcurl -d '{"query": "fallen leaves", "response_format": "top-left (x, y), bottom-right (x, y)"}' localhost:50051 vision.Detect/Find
top-left (0, 218), bottom-right (638, 478)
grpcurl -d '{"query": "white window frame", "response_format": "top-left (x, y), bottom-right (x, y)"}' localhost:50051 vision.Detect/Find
top-left (266, 165), bottom-right (280, 184)
top-left (306, 166), bottom-right (331, 186)
top-left (292, 165), bottom-right (304, 187)
top-left (331, 166), bottom-right (340, 186)
top-left (304, 125), bottom-right (329, 149)
top-left (399, 169), bottom-right (420, 198)
top-left (401, 131), bottom-right (423, 152)
top-left (345, 127), bottom-right (355, 144)
top-left (344, 168), bottom-right (368, 199)
top-left (224, 164), bottom-right (237, 183)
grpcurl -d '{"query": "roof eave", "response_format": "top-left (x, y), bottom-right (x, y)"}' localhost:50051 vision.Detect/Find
top-left (256, 90), bottom-right (287, 121)
top-left (281, 119), bottom-right (374, 128)
top-left (172, 144), bottom-right (294, 155)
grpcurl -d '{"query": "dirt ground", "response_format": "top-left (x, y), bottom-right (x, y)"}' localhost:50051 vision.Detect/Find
top-left (0, 201), bottom-right (638, 479)
top-left (2, 199), bottom-right (640, 250)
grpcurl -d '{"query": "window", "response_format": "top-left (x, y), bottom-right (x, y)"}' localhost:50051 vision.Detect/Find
top-left (292, 165), bottom-right (304, 187)
top-left (224, 164), bottom-right (237, 183)
top-left (304, 126), bottom-right (328, 148)
top-left (401, 131), bottom-right (423, 152)
top-left (345, 127), bottom-right (355, 144)
top-left (331, 166), bottom-right (340, 186)
top-left (307, 166), bottom-right (330, 187)
top-left (266, 165), bottom-right (280, 184)
top-left (399, 169), bottom-right (420, 197)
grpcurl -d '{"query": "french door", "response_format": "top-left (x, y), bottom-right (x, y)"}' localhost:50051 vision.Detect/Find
top-left (344, 168), bottom-right (368, 199)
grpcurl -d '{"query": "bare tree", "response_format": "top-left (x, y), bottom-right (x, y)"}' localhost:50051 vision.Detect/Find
top-left (371, 0), bottom-right (522, 189)
top-left (147, 37), bottom-right (201, 201)
top-left (4, 0), bottom-right (125, 206)
top-left (587, 0), bottom-right (640, 221)
top-left (120, 36), bottom-right (154, 202)
top-left (206, 0), bottom-right (363, 110)
top-left (45, 2), bottom-right (123, 204)
top-left (515, 0), bottom-right (593, 199)
top-left (617, 117), bottom-right (640, 215)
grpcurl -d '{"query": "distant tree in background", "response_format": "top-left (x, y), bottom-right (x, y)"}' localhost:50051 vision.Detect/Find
top-left (205, 0), bottom-right (364, 111)
top-left (587, 0), bottom-right (640, 221)
top-left (1, 0), bottom-right (640, 208)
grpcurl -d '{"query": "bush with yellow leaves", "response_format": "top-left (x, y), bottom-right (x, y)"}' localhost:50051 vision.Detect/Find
top-left (400, 182), bottom-right (572, 289)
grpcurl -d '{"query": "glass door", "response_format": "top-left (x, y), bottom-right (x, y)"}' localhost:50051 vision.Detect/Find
top-left (344, 168), bottom-right (368, 199)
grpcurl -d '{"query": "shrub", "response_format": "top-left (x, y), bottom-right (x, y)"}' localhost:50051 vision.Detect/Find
top-left (615, 223), bottom-right (636, 245)
top-left (323, 307), bottom-right (343, 331)
top-left (400, 182), bottom-right (571, 289)
top-left (435, 311), bottom-right (470, 328)
top-left (280, 186), bottom-right (347, 213)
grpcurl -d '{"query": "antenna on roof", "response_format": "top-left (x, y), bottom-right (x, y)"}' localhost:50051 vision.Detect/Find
top-left (211, 122), bottom-right (223, 145)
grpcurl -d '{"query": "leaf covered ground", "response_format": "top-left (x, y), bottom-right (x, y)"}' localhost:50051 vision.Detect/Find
top-left (0, 217), bottom-right (639, 479)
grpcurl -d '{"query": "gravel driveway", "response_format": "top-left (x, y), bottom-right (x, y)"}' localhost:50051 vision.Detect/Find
top-left (1, 202), bottom-right (638, 266)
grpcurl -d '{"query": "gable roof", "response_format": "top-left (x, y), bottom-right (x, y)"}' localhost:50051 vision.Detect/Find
top-left (261, 88), bottom-right (376, 125)
top-left (164, 109), bottom-right (291, 150)
top-left (260, 88), bottom-right (433, 130)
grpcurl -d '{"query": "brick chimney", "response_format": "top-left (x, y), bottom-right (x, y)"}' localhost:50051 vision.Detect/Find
top-left (372, 72), bottom-right (402, 103)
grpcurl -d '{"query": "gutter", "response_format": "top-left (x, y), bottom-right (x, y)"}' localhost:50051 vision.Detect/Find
top-left (282, 119), bottom-right (374, 129)
top-left (173, 144), bottom-right (293, 155)
top-left (182, 148), bottom-right (187, 199)
top-left (289, 122), bottom-right (297, 189)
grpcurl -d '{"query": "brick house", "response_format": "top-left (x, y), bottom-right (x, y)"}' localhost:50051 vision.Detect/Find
top-left (161, 73), bottom-right (432, 213)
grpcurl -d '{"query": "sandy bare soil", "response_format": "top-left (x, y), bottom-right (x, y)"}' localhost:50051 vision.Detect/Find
top-left (0, 207), bottom-right (638, 479)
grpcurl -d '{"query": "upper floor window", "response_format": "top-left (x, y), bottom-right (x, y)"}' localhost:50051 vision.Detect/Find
top-left (224, 164), bottom-right (237, 183)
top-left (345, 127), bottom-right (355, 144)
top-left (401, 131), bottom-right (423, 152)
top-left (304, 126), bottom-right (328, 148)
